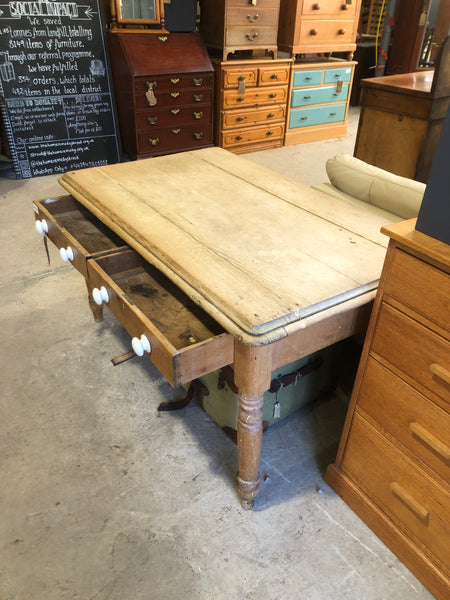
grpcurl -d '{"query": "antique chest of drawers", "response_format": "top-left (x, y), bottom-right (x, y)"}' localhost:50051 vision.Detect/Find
top-left (326, 220), bottom-right (450, 600)
top-left (213, 57), bottom-right (292, 153)
top-left (200, 0), bottom-right (281, 60)
top-left (107, 32), bottom-right (214, 159)
top-left (285, 59), bottom-right (355, 145)
top-left (277, 0), bottom-right (362, 57)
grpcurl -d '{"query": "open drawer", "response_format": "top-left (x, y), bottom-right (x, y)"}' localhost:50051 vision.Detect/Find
top-left (87, 249), bottom-right (234, 386)
top-left (33, 195), bottom-right (127, 278)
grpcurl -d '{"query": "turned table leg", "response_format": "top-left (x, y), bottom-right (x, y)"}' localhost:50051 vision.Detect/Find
top-left (233, 341), bottom-right (273, 510)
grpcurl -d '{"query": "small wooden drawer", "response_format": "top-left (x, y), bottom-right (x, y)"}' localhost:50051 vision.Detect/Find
top-left (227, 0), bottom-right (280, 7)
top-left (341, 413), bottom-right (450, 572)
top-left (137, 124), bottom-right (212, 156)
top-left (226, 6), bottom-right (280, 26)
top-left (371, 304), bottom-right (450, 401)
top-left (223, 87), bottom-right (288, 108)
top-left (357, 358), bottom-right (450, 483)
top-left (135, 105), bottom-right (212, 131)
top-left (87, 249), bottom-right (233, 386)
top-left (134, 88), bottom-right (213, 111)
top-left (222, 123), bottom-right (284, 148)
top-left (289, 103), bottom-right (346, 128)
top-left (324, 66), bottom-right (354, 83)
top-left (384, 248), bottom-right (450, 336)
top-left (134, 74), bottom-right (212, 95)
top-left (222, 67), bottom-right (258, 89)
top-left (259, 65), bottom-right (291, 86)
top-left (33, 196), bottom-right (126, 278)
top-left (298, 19), bottom-right (356, 45)
top-left (301, 0), bottom-right (357, 17)
top-left (292, 69), bottom-right (324, 87)
top-left (222, 105), bottom-right (286, 129)
top-left (291, 84), bottom-right (349, 107)
top-left (225, 27), bottom-right (278, 46)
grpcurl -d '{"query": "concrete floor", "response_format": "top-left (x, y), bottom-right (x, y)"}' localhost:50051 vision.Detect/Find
top-left (0, 108), bottom-right (435, 599)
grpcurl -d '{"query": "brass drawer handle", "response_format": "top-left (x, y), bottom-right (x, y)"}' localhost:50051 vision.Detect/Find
top-left (193, 93), bottom-right (203, 102)
top-left (171, 108), bottom-right (180, 115)
top-left (171, 128), bottom-right (181, 134)
top-left (390, 482), bottom-right (429, 523)
top-left (148, 137), bottom-right (160, 146)
top-left (193, 131), bottom-right (204, 140)
top-left (310, 28), bottom-right (318, 36)
top-left (245, 32), bottom-right (259, 40)
top-left (158, 35), bottom-right (168, 42)
top-left (193, 111), bottom-right (203, 119)
top-left (171, 92), bottom-right (180, 98)
top-left (430, 363), bottom-right (450, 385)
top-left (147, 116), bottom-right (158, 125)
top-left (193, 77), bottom-right (203, 86)
top-left (171, 77), bottom-right (180, 84)
top-left (247, 13), bottom-right (259, 22)
top-left (409, 422), bottom-right (450, 462)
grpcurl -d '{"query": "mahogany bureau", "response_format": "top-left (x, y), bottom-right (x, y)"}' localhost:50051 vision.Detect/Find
top-left (326, 220), bottom-right (450, 600)
top-left (107, 32), bottom-right (214, 159)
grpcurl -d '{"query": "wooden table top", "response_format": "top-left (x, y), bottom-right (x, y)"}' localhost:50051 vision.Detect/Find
top-left (361, 70), bottom-right (434, 96)
top-left (60, 147), bottom-right (391, 344)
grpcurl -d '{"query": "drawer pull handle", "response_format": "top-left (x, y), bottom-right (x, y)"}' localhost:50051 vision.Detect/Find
top-left (267, 112), bottom-right (275, 118)
top-left (147, 116), bottom-right (158, 125)
top-left (338, 28), bottom-right (346, 35)
top-left (430, 363), bottom-right (450, 385)
top-left (193, 111), bottom-right (203, 119)
top-left (59, 246), bottom-right (74, 263)
top-left (158, 36), bottom-right (168, 42)
top-left (245, 32), bottom-right (259, 40)
top-left (330, 112), bottom-right (337, 116)
top-left (148, 137), bottom-right (160, 146)
top-left (409, 422), bottom-right (450, 462)
top-left (310, 28), bottom-right (319, 36)
top-left (269, 93), bottom-right (276, 98)
top-left (35, 219), bottom-right (48, 234)
top-left (193, 77), bottom-right (203, 86)
top-left (342, 2), bottom-right (348, 9)
top-left (237, 96), bottom-right (245, 102)
top-left (193, 94), bottom-right (203, 102)
top-left (132, 334), bottom-right (151, 357)
top-left (193, 131), bottom-right (204, 140)
top-left (171, 108), bottom-right (180, 115)
top-left (266, 130), bottom-right (274, 136)
top-left (313, 3), bottom-right (321, 9)
top-left (171, 78), bottom-right (180, 84)
top-left (300, 116), bottom-right (308, 121)
top-left (270, 73), bottom-right (278, 79)
top-left (247, 13), bottom-right (259, 22)
top-left (305, 76), bottom-right (312, 80)
top-left (171, 92), bottom-right (180, 98)
top-left (390, 482), bottom-right (429, 523)
top-left (92, 286), bottom-right (109, 306)
top-left (304, 95), bottom-right (311, 99)
top-left (172, 128), bottom-right (181, 134)
top-left (236, 116), bottom-right (244, 122)
top-left (236, 135), bottom-right (243, 141)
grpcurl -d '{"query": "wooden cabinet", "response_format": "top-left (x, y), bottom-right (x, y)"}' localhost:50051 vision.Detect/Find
top-left (277, 0), bottom-right (362, 57)
top-left (285, 59), bottom-right (355, 145)
top-left (213, 57), bottom-right (292, 153)
top-left (107, 32), bottom-right (214, 159)
top-left (326, 219), bottom-right (450, 600)
top-left (200, 0), bottom-right (281, 60)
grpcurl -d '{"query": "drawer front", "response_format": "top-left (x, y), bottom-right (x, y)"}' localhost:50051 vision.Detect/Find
top-left (87, 250), bottom-right (233, 386)
top-left (225, 26), bottom-right (278, 46)
top-left (226, 7), bottom-right (279, 26)
top-left (227, 0), bottom-right (280, 6)
top-left (222, 123), bottom-right (284, 148)
top-left (292, 69), bottom-right (324, 87)
top-left (301, 0), bottom-right (357, 17)
top-left (222, 105), bottom-right (286, 129)
top-left (291, 84), bottom-right (349, 107)
top-left (372, 304), bottom-right (450, 402)
top-left (384, 248), bottom-right (450, 336)
top-left (258, 64), bottom-right (291, 86)
top-left (223, 87), bottom-right (288, 108)
top-left (324, 66), bottom-right (354, 84)
top-left (137, 124), bottom-right (212, 155)
top-left (222, 67), bottom-right (258, 89)
top-left (33, 196), bottom-right (126, 277)
top-left (135, 105), bottom-right (212, 131)
top-left (342, 413), bottom-right (450, 571)
top-left (358, 358), bottom-right (450, 483)
top-left (134, 74), bottom-right (212, 96)
top-left (134, 88), bottom-right (212, 110)
top-left (298, 19), bottom-right (356, 45)
top-left (289, 103), bottom-right (346, 128)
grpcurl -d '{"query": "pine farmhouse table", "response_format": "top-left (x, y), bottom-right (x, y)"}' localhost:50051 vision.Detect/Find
top-left (56, 146), bottom-right (392, 509)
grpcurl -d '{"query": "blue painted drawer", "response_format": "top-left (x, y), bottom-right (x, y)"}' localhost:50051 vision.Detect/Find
top-left (291, 84), bottom-right (349, 107)
top-left (292, 69), bottom-right (323, 87)
top-left (324, 67), bottom-right (353, 84)
top-left (289, 104), bottom-right (347, 128)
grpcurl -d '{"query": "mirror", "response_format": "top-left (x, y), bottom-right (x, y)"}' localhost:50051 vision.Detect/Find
top-left (113, 0), bottom-right (164, 26)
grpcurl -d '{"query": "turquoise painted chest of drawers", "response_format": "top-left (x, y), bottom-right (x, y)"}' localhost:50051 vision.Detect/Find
top-left (285, 60), bottom-right (356, 146)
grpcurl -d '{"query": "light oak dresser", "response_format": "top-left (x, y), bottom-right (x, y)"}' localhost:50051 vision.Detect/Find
top-left (326, 219), bottom-right (450, 600)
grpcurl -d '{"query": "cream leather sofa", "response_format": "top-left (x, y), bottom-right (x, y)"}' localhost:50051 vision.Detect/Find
top-left (313, 154), bottom-right (426, 222)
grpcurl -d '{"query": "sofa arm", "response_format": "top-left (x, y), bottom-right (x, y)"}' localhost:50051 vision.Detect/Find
top-left (326, 154), bottom-right (426, 219)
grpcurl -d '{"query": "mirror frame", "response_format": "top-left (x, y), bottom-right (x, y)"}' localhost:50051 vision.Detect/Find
top-left (113, 0), bottom-right (164, 26)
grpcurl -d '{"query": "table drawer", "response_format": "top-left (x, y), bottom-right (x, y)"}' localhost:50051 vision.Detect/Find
top-left (222, 123), bottom-right (284, 148)
top-left (226, 7), bottom-right (279, 27)
top-left (33, 196), bottom-right (126, 277)
top-left (222, 105), bottom-right (286, 129)
top-left (291, 84), bottom-right (349, 107)
top-left (301, 0), bottom-right (357, 17)
top-left (225, 26), bottom-right (278, 46)
top-left (384, 248), bottom-right (450, 336)
top-left (292, 69), bottom-right (324, 87)
top-left (87, 249), bottom-right (233, 386)
top-left (223, 87), bottom-right (288, 108)
top-left (371, 304), bottom-right (450, 401)
top-left (298, 19), bottom-right (355, 45)
top-left (137, 124), bottom-right (212, 155)
top-left (342, 413), bottom-right (450, 572)
top-left (135, 105), bottom-right (212, 131)
top-left (358, 357), bottom-right (450, 484)
top-left (289, 103), bottom-right (346, 128)
top-left (259, 64), bottom-right (290, 86)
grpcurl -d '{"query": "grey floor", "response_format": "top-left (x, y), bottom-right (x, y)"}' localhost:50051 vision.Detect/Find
top-left (1, 108), bottom-right (435, 599)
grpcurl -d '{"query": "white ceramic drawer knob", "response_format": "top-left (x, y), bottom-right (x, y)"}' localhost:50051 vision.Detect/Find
top-left (132, 334), bottom-right (151, 357)
top-left (35, 219), bottom-right (48, 234)
top-left (92, 286), bottom-right (110, 306)
top-left (59, 246), bottom-right (74, 262)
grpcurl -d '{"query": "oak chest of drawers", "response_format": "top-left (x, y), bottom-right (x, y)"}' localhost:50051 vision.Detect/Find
top-left (107, 32), bottom-right (214, 159)
top-left (200, 0), bottom-right (281, 60)
top-left (213, 57), bottom-right (292, 153)
top-left (277, 0), bottom-right (362, 57)
top-left (326, 219), bottom-right (450, 600)
top-left (285, 59), bottom-right (355, 145)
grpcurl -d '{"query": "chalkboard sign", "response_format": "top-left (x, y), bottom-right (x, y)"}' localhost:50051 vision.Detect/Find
top-left (0, 0), bottom-right (121, 178)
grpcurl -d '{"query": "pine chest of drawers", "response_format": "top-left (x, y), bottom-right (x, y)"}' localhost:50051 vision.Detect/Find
top-left (326, 219), bottom-right (450, 600)
top-left (277, 0), bottom-right (362, 56)
top-left (200, 0), bottom-right (281, 60)
top-left (107, 32), bottom-right (214, 159)
top-left (285, 60), bottom-right (355, 145)
top-left (213, 57), bottom-right (292, 153)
